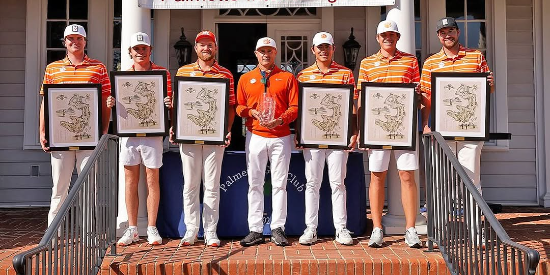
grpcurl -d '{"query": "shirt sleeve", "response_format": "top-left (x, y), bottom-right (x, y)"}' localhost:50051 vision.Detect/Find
top-left (99, 64), bottom-right (111, 96)
top-left (279, 75), bottom-right (299, 124)
top-left (235, 75), bottom-right (251, 118)
top-left (356, 59), bottom-right (368, 99)
top-left (479, 53), bottom-right (491, 73)
top-left (39, 67), bottom-right (52, 95)
top-left (165, 70), bottom-right (173, 97)
top-left (411, 57), bottom-right (421, 84)
top-left (420, 59), bottom-right (432, 97)
top-left (227, 72), bottom-right (236, 106)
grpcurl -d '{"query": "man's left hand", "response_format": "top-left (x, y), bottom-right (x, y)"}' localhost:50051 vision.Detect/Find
top-left (263, 117), bottom-right (283, 129)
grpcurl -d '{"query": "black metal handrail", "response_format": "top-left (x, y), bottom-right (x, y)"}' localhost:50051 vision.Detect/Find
top-left (423, 132), bottom-right (540, 275)
top-left (13, 135), bottom-right (119, 275)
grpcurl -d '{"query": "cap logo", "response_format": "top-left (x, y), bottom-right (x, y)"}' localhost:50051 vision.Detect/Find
top-left (72, 25), bottom-right (78, 32)
top-left (384, 22), bottom-right (392, 28)
top-left (263, 38), bottom-right (271, 45)
top-left (442, 19), bottom-right (448, 25)
top-left (321, 34), bottom-right (327, 38)
top-left (137, 34), bottom-right (143, 41)
top-left (202, 31), bottom-right (210, 35)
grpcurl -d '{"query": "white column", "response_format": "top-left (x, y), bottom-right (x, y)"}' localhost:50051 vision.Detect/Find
top-left (116, 0), bottom-right (152, 237)
top-left (381, 0), bottom-right (427, 235)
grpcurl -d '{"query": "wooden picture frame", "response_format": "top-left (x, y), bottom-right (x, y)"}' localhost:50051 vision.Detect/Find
top-left (296, 83), bottom-right (355, 149)
top-left (110, 71), bottom-right (169, 137)
top-left (173, 76), bottom-right (230, 145)
top-left (431, 72), bottom-right (490, 141)
top-left (360, 82), bottom-right (417, 150)
top-left (43, 84), bottom-right (102, 150)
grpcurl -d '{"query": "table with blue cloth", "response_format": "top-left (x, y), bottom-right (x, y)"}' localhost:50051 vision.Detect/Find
top-left (157, 151), bottom-right (366, 238)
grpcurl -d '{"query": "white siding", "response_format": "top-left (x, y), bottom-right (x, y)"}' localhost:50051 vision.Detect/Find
top-left (480, 0), bottom-right (537, 205)
top-left (0, 0), bottom-right (51, 207)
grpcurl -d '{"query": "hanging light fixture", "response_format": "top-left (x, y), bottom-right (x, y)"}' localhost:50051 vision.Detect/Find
top-left (173, 27), bottom-right (193, 67)
top-left (342, 27), bottom-right (361, 71)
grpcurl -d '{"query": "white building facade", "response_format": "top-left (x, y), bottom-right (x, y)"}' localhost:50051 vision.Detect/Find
top-left (1, 0), bottom-right (549, 208)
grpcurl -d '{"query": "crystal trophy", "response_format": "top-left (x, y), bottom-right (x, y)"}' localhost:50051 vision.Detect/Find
top-left (258, 92), bottom-right (276, 124)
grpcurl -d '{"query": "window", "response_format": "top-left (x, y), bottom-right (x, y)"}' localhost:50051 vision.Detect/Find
top-left (446, 0), bottom-right (487, 54)
top-left (113, 0), bottom-right (122, 71)
top-left (46, 0), bottom-right (88, 64)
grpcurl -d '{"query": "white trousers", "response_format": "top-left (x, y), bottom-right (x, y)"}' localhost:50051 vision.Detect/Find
top-left (48, 150), bottom-right (93, 226)
top-left (179, 144), bottom-right (225, 232)
top-left (246, 132), bottom-right (292, 233)
top-left (303, 148), bottom-right (348, 231)
top-left (446, 141), bottom-right (484, 194)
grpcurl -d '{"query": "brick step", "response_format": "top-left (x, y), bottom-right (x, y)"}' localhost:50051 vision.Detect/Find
top-left (100, 237), bottom-right (450, 275)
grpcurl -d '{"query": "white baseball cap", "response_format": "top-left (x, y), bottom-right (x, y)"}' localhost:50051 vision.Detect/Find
top-left (255, 37), bottom-right (277, 50)
top-left (130, 32), bottom-right (151, 47)
top-left (377, 20), bottom-right (400, 34)
top-left (64, 24), bottom-right (87, 38)
top-left (312, 32), bottom-right (334, 46)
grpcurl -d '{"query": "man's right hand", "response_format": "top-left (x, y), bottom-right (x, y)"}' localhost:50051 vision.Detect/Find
top-left (250, 109), bottom-right (261, 121)
top-left (40, 134), bottom-right (50, 152)
top-left (423, 125), bottom-right (432, 134)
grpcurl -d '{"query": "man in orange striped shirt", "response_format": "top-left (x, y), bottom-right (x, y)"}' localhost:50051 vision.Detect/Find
top-left (420, 17), bottom-right (494, 198)
top-left (39, 24), bottom-right (112, 226)
top-left (237, 37), bottom-right (299, 247)
top-left (296, 32), bottom-right (356, 245)
top-left (109, 32), bottom-right (172, 246)
top-left (173, 31), bottom-right (235, 247)
top-left (357, 20), bottom-right (422, 248)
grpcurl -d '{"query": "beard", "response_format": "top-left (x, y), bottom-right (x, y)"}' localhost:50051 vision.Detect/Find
top-left (198, 52), bottom-right (214, 61)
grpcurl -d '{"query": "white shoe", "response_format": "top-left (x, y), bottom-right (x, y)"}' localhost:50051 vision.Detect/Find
top-left (117, 227), bottom-right (139, 246)
top-left (368, 227), bottom-right (384, 248)
top-left (179, 229), bottom-right (198, 246)
top-left (299, 228), bottom-right (318, 245)
top-left (205, 231), bottom-right (221, 247)
top-left (147, 226), bottom-right (162, 245)
top-left (404, 227), bottom-right (422, 248)
top-left (335, 228), bottom-right (353, 245)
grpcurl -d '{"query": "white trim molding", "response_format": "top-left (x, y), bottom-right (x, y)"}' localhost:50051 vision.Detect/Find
top-left (536, 0), bottom-right (550, 207)
top-left (23, 0), bottom-right (46, 150)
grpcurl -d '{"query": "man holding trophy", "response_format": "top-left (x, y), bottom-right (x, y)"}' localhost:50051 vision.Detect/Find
top-left (236, 37), bottom-right (299, 246)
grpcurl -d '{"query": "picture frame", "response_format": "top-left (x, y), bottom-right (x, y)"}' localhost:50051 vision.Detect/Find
top-left (173, 76), bottom-right (230, 145)
top-left (295, 83), bottom-right (355, 149)
top-left (359, 82), bottom-right (418, 150)
top-left (431, 72), bottom-right (490, 141)
top-left (110, 71), bottom-right (169, 137)
top-left (43, 84), bottom-right (102, 151)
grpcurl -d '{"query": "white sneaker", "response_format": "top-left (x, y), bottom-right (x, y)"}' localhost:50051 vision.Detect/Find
top-left (299, 228), bottom-right (318, 245)
top-left (179, 229), bottom-right (198, 246)
top-left (205, 231), bottom-right (221, 247)
top-left (335, 228), bottom-right (353, 245)
top-left (117, 227), bottom-right (139, 246)
top-left (368, 227), bottom-right (384, 248)
top-left (404, 227), bottom-right (422, 248)
top-left (147, 226), bottom-right (162, 245)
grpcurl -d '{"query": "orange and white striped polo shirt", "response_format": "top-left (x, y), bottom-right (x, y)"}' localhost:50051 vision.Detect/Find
top-left (129, 62), bottom-right (173, 97)
top-left (175, 61), bottom-right (235, 105)
top-left (357, 50), bottom-right (420, 89)
top-left (40, 55), bottom-right (111, 95)
top-left (420, 45), bottom-right (490, 99)
top-left (297, 61), bottom-right (357, 98)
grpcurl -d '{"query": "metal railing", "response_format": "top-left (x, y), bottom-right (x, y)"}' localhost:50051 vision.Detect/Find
top-left (423, 132), bottom-right (540, 275)
top-left (13, 135), bottom-right (119, 275)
